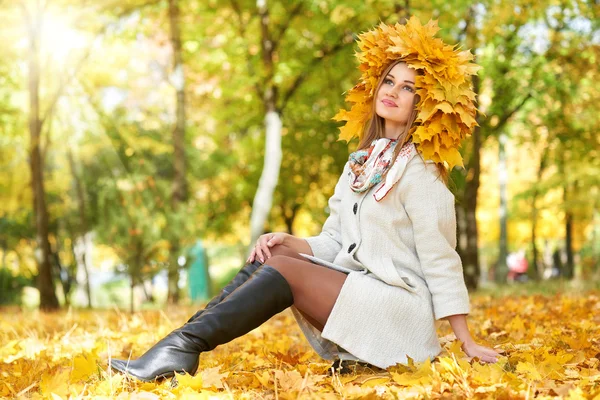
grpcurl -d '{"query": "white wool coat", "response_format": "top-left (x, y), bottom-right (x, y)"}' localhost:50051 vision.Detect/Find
top-left (289, 144), bottom-right (471, 369)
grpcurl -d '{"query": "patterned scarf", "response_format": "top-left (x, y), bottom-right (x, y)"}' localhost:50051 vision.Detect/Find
top-left (348, 137), bottom-right (417, 201)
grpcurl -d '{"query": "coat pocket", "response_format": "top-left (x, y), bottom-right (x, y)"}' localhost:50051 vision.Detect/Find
top-left (384, 256), bottom-right (418, 293)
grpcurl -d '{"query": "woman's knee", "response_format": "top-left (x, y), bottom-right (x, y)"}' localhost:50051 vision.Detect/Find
top-left (264, 254), bottom-right (296, 269)
top-left (268, 244), bottom-right (302, 259)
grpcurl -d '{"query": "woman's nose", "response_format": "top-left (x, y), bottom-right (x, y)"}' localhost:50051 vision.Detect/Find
top-left (391, 85), bottom-right (404, 96)
top-left (385, 86), bottom-right (400, 97)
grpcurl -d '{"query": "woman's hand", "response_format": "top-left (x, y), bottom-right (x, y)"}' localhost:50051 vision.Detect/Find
top-left (247, 232), bottom-right (288, 263)
top-left (461, 340), bottom-right (503, 364)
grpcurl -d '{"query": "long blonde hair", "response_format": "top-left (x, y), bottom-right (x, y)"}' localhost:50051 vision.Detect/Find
top-left (356, 59), bottom-right (450, 186)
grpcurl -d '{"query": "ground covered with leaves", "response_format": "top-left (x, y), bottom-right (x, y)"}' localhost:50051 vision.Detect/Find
top-left (1, 288), bottom-right (600, 399)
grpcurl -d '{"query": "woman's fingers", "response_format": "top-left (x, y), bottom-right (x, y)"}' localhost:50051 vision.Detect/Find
top-left (261, 237), bottom-right (272, 259)
top-left (250, 233), bottom-right (281, 263)
top-left (247, 248), bottom-right (255, 263)
top-left (483, 348), bottom-right (500, 362)
top-left (261, 234), bottom-right (278, 259)
top-left (255, 243), bottom-right (265, 262)
top-left (267, 234), bottom-right (282, 247)
top-left (484, 346), bottom-right (502, 356)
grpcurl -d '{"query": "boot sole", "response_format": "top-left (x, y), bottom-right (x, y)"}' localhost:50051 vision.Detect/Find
top-left (109, 359), bottom-right (198, 383)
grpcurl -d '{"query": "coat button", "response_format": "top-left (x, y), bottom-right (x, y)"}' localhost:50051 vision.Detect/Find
top-left (353, 203), bottom-right (358, 214)
top-left (347, 243), bottom-right (356, 253)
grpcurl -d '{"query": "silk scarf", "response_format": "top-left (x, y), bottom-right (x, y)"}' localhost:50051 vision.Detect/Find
top-left (348, 138), bottom-right (417, 201)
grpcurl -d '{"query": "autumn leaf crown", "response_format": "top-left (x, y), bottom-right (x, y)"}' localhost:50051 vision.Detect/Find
top-left (333, 16), bottom-right (481, 170)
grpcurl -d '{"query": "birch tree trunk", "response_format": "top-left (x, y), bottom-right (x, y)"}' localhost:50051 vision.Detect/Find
top-left (249, 110), bottom-right (282, 246)
top-left (248, 0), bottom-right (283, 248)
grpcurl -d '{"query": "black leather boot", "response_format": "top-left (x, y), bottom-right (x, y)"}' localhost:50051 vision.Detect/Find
top-left (186, 260), bottom-right (263, 323)
top-left (110, 264), bottom-right (294, 382)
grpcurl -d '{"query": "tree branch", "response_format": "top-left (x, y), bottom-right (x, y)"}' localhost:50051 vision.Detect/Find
top-left (279, 33), bottom-right (351, 113)
top-left (229, 0), bottom-right (263, 100)
top-left (271, 1), bottom-right (303, 52)
top-left (493, 92), bottom-right (532, 133)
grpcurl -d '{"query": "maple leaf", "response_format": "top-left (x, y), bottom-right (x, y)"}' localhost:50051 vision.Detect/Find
top-left (391, 358), bottom-right (435, 386)
top-left (71, 353), bottom-right (99, 382)
top-left (199, 366), bottom-right (229, 389)
top-left (175, 372), bottom-right (204, 391)
top-left (40, 369), bottom-right (70, 399)
top-left (274, 370), bottom-right (303, 392)
top-left (254, 370), bottom-right (272, 388)
top-left (516, 361), bottom-right (543, 381)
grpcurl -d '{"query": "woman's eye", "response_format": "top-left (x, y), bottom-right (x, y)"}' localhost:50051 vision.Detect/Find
top-left (384, 78), bottom-right (393, 85)
top-left (403, 85), bottom-right (414, 92)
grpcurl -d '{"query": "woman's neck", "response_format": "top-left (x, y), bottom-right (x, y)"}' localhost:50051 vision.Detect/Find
top-left (383, 120), bottom-right (407, 140)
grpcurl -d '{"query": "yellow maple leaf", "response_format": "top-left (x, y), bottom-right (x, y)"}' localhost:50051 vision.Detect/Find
top-left (200, 366), bottom-right (228, 389)
top-left (446, 340), bottom-right (465, 357)
top-left (71, 353), bottom-right (99, 382)
top-left (274, 370), bottom-right (303, 392)
top-left (516, 361), bottom-right (543, 381)
top-left (471, 360), bottom-right (506, 384)
top-left (391, 358), bottom-right (434, 386)
top-left (254, 370), bottom-right (271, 388)
top-left (176, 372), bottom-right (204, 391)
top-left (40, 369), bottom-right (70, 399)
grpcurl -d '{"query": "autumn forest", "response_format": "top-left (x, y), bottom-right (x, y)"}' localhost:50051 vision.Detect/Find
top-left (0, 0), bottom-right (599, 398)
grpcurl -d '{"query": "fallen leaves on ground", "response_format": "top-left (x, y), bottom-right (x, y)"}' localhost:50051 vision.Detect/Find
top-left (1, 290), bottom-right (600, 399)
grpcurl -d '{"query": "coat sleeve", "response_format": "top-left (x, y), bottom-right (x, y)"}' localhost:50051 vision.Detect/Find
top-left (399, 157), bottom-right (471, 321)
top-left (303, 163), bottom-right (348, 262)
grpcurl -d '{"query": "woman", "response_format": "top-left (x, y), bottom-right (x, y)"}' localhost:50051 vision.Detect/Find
top-left (110, 17), bottom-right (502, 382)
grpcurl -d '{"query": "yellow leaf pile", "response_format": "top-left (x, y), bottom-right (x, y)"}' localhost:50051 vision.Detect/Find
top-left (333, 16), bottom-right (481, 170)
top-left (1, 289), bottom-right (600, 399)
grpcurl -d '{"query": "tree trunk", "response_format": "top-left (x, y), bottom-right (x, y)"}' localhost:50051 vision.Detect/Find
top-left (530, 147), bottom-right (548, 281)
top-left (67, 149), bottom-right (93, 308)
top-left (460, 66), bottom-right (482, 289)
top-left (167, 250), bottom-right (180, 304)
top-left (130, 275), bottom-right (135, 314)
top-left (496, 133), bottom-right (509, 283)
top-left (27, 6), bottom-right (59, 311)
top-left (167, 0), bottom-right (188, 304)
top-left (80, 238), bottom-right (93, 309)
top-left (458, 7), bottom-right (483, 290)
top-left (461, 128), bottom-right (481, 290)
top-left (248, 0), bottom-right (283, 249)
top-left (564, 184), bottom-right (575, 279)
top-left (249, 110), bottom-right (282, 246)
top-left (168, 0), bottom-right (188, 205)
top-left (282, 202), bottom-right (299, 235)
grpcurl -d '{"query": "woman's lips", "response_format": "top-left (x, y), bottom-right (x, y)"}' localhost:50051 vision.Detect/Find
top-left (382, 99), bottom-right (397, 107)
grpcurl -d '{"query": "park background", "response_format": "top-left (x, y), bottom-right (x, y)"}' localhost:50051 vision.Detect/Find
top-left (0, 0), bottom-right (599, 398)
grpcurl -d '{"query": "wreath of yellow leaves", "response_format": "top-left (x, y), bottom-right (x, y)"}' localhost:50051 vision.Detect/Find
top-left (333, 16), bottom-right (481, 170)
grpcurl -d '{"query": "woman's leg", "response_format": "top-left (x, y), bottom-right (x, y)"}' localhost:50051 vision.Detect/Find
top-left (188, 244), bottom-right (324, 330)
top-left (265, 255), bottom-right (348, 332)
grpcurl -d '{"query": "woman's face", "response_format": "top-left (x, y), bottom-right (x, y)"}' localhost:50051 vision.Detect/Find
top-left (375, 63), bottom-right (417, 127)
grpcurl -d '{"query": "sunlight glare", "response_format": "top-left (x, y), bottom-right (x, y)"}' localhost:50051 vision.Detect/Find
top-left (41, 11), bottom-right (89, 64)
top-left (13, 10), bottom-right (92, 65)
